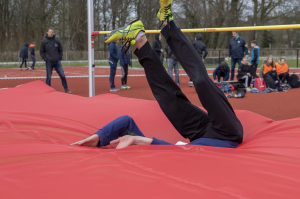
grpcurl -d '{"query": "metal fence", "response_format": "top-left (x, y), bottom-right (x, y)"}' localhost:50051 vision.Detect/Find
top-left (1, 49), bottom-right (299, 68)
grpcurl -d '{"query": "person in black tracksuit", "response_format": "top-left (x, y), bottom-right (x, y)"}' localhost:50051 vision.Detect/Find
top-left (237, 58), bottom-right (253, 88)
top-left (19, 43), bottom-right (29, 70)
top-left (193, 34), bottom-right (208, 60)
top-left (30, 44), bottom-right (36, 70)
top-left (119, 41), bottom-right (132, 88)
top-left (40, 27), bottom-right (71, 93)
top-left (152, 33), bottom-right (163, 63)
top-left (189, 34), bottom-right (208, 84)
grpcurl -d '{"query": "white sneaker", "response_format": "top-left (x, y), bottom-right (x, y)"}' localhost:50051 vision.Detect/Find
top-left (188, 81), bottom-right (194, 87)
top-left (246, 87), bottom-right (251, 92)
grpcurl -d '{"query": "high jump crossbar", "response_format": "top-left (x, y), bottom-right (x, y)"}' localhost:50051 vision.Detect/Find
top-left (92, 24), bottom-right (300, 35)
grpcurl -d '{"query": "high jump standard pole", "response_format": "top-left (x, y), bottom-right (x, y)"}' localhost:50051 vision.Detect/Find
top-left (87, 0), bottom-right (95, 97)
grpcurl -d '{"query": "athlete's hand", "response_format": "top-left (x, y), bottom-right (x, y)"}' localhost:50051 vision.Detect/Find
top-left (110, 135), bottom-right (153, 149)
top-left (71, 134), bottom-right (100, 147)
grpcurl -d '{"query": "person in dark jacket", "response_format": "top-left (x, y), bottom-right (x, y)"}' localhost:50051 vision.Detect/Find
top-left (40, 27), bottom-right (71, 93)
top-left (213, 62), bottom-right (230, 82)
top-left (108, 41), bottom-right (119, 91)
top-left (192, 34), bottom-right (208, 60)
top-left (29, 44), bottom-right (36, 71)
top-left (19, 43), bottom-right (29, 70)
top-left (227, 31), bottom-right (249, 80)
top-left (249, 40), bottom-right (259, 78)
top-left (189, 34), bottom-right (208, 86)
top-left (152, 33), bottom-right (163, 63)
top-left (237, 57), bottom-right (253, 91)
top-left (119, 41), bottom-right (132, 89)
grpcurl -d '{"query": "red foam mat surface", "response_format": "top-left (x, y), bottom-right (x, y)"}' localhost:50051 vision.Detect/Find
top-left (0, 81), bottom-right (300, 198)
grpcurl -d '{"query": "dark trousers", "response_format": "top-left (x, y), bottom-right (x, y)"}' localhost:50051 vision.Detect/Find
top-left (251, 63), bottom-right (258, 78)
top-left (31, 56), bottom-right (36, 69)
top-left (278, 73), bottom-right (289, 83)
top-left (217, 70), bottom-right (225, 82)
top-left (46, 60), bottom-right (68, 89)
top-left (264, 71), bottom-right (278, 81)
top-left (230, 58), bottom-right (242, 80)
top-left (121, 64), bottom-right (128, 85)
top-left (109, 61), bottom-right (117, 88)
top-left (134, 21), bottom-right (243, 144)
top-left (20, 58), bottom-right (27, 68)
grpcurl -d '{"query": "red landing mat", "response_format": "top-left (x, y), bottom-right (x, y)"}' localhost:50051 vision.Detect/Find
top-left (0, 81), bottom-right (300, 199)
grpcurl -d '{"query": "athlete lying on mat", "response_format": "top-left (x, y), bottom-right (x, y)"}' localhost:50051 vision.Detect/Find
top-left (71, 0), bottom-right (243, 149)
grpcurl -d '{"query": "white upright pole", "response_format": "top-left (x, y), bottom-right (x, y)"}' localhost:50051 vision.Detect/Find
top-left (87, 0), bottom-right (95, 97)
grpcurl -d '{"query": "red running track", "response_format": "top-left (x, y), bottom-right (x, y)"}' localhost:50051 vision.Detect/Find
top-left (1, 66), bottom-right (300, 121)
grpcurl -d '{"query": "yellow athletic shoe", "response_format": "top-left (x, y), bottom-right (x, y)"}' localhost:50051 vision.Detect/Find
top-left (157, 0), bottom-right (173, 23)
top-left (105, 19), bottom-right (145, 45)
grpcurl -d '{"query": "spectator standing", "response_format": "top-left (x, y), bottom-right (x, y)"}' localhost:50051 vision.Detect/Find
top-left (227, 31), bottom-right (249, 80)
top-left (40, 27), bottom-right (71, 93)
top-left (249, 40), bottom-right (259, 78)
top-left (19, 43), bottom-right (29, 70)
top-left (119, 41), bottom-right (132, 89)
top-left (29, 44), bottom-right (36, 71)
top-left (193, 34), bottom-right (208, 60)
top-left (237, 57), bottom-right (253, 91)
top-left (213, 62), bottom-right (230, 82)
top-left (167, 44), bottom-right (180, 85)
top-left (189, 34), bottom-right (208, 86)
top-left (152, 33), bottom-right (163, 64)
top-left (108, 41), bottom-right (119, 92)
top-left (276, 58), bottom-right (289, 84)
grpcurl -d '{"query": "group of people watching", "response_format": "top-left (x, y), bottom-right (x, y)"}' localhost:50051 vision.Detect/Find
top-left (20, 27), bottom-right (291, 94)
top-left (213, 32), bottom-right (291, 91)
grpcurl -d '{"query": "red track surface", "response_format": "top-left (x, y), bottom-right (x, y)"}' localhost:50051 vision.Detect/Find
top-left (1, 66), bottom-right (300, 121)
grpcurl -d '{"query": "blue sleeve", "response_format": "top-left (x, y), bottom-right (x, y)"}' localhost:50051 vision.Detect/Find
top-left (213, 66), bottom-right (220, 80)
top-left (224, 65), bottom-right (230, 81)
top-left (151, 137), bottom-right (173, 145)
